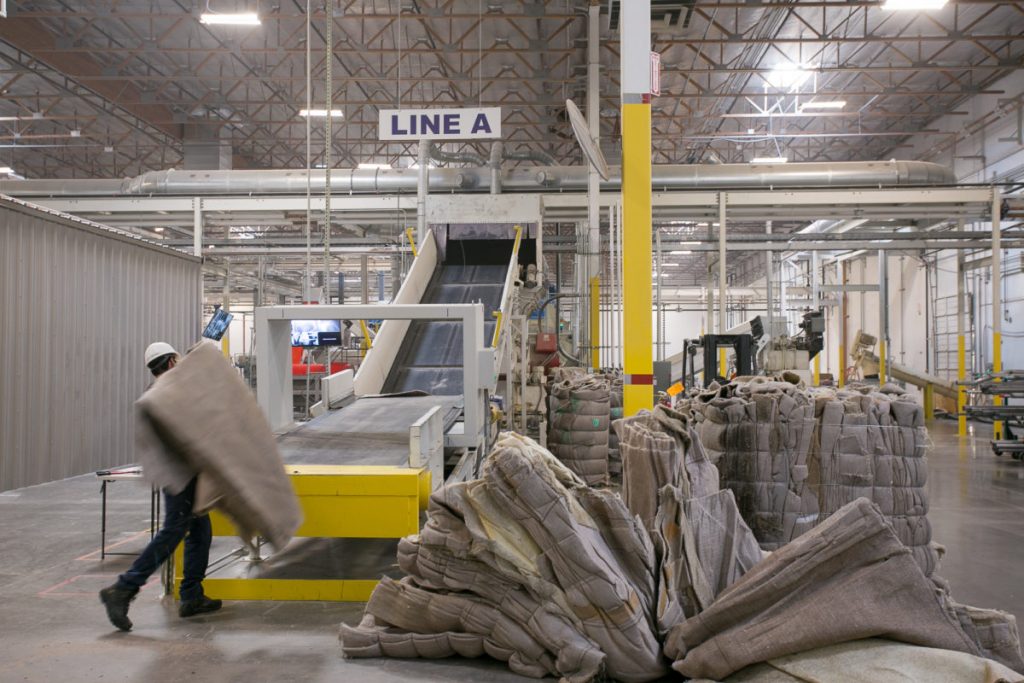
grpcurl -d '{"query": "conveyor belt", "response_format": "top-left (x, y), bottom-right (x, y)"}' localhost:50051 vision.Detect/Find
top-left (277, 395), bottom-right (461, 466)
top-left (382, 263), bottom-right (506, 395)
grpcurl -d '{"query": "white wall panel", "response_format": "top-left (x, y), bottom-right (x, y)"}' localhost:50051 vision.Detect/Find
top-left (0, 198), bottom-right (201, 491)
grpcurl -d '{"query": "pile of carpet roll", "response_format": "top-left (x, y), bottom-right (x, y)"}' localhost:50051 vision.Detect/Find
top-left (340, 412), bottom-right (1024, 681)
top-left (546, 373), bottom-right (611, 486)
top-left (684, 377), bottom-right (940, 575)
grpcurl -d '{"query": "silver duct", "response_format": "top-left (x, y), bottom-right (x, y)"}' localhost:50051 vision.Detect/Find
top-left (426, 142), bottom-right (487, 167)
top-left (0, 160), bottom-right (956, 197)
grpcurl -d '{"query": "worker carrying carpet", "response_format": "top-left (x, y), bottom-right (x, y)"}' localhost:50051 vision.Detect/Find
top-left (99, 340), bottom-right (301, 632)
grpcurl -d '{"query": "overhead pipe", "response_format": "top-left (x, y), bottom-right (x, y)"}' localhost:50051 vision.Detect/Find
top-left (0, 160), bottom-right (956, 197)
top-left (502, 148), bottom-right (557, 165)
top-left (426, 141), bottom-right (487, 167)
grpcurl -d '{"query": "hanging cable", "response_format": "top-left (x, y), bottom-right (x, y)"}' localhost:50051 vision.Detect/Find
top-left (305, 0), bottom-right (312, 302)
top-left (322, 0), bottom-right (332, 303)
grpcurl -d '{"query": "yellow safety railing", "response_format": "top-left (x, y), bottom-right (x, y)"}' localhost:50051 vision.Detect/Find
top-left (491, 225), bottom-right (525, 350)
top-left (491, 311), bottom-right (503, 349)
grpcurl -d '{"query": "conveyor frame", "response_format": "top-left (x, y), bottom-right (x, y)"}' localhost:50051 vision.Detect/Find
top-left (255, 302), bottom-right (494, 450)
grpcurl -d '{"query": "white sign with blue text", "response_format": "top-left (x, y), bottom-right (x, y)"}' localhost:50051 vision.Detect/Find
top-left (378, 107), bottom-right (502, 141)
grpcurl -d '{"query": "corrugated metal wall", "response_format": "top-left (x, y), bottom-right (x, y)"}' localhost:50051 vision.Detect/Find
top-left (0, 197), bottom-right (201, 491)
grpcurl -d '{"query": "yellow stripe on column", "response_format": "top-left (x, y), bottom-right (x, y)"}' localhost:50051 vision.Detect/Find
top-left (590, 276), bottom-right (600, 369)
top-left (813, 355), bottom-right (821, 387)
top-left (838, 344), bottom-right (846, 388)
top-left (621, 102), bottom-right (653, 416)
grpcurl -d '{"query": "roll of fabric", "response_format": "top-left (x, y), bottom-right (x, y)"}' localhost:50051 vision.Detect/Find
top-left (135, 340), bottom-right (302, 550)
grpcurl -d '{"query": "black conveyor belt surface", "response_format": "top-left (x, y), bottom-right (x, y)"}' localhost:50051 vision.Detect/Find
top-left (278, 396), bottom-right (462, 466)
top-left (382, 264), bottom-right (506, 395)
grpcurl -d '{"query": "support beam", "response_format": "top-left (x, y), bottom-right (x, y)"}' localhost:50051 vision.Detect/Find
top-left (878, 250), bottom-right (889, 385)
top-left (718, 194), bottom-right (727, 374)
top-left (620, 0), bottom-right (652, 416)
top-left (586, 0), bottom-right (601, 370)
top-left (992, 189), bottom-right (1003, 440)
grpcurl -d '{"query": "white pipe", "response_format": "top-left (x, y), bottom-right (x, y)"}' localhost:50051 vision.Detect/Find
top-left (718, 194), bottom-right (727, 334)
top-left (416, 140), bottom-right (428, 244)
top-left (0, 160), bottom-right (957, 196)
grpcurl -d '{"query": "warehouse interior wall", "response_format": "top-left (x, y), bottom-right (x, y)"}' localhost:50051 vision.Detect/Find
top-left (0, 201), bottom-right (201, 491)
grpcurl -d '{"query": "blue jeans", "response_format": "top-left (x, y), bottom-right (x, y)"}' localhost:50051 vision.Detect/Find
top-left (117, 477), bottom-right (212, 602)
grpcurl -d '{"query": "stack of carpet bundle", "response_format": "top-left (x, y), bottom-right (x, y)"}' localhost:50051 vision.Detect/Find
top-left (606, 372), bottom-right (624, 481)
top-left (341, 427), bottom-right (1024, 681)
top-left (811, 382), bottom-right (939, 575)
top-left (683, 377), bottom-right (939, 575)
top-left (341, 432), bottom-right (666, 682)
top-left (547, 374), bottom-right (611, 486)
top-left (684, 378), bottom-right (820, 550)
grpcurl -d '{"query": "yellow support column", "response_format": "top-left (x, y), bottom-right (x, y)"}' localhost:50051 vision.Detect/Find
top-left (956, 250), bottom-right (967, 436)
top-left (813, 355), bottom-right (821, 387)
top-left (590, 276), bottom-right (601, 369)
top-left (878, 340), bottom-right (887, 385)
top-left (620, 2), bottom-right (653, 416)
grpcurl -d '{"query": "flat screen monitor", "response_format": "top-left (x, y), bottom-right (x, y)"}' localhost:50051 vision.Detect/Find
top-left (290, 319), bottom-right (341, 347)
top-left (201, 308), bottom-right (233, 341)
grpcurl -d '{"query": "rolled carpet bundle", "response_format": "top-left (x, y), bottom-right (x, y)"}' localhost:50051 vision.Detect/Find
top-left (547, 375), bottom-right (611, 486)
top-left (135, 340), bottom-right (302, 550)
top-left (685, 378), bottom-right (820, 549)
top-left (664, 497), bottom-right (1024, 680)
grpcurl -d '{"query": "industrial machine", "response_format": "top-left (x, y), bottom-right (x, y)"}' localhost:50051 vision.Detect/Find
top-left (964, 372), bottom-right (1024, 459)
top-left (176, 220), bottom-right (542, 602)
top-left (850, 330), bottom-right (957, 413)
top-left (682, 334), bottom-right (754, 389)
top-left (672, 311), bottom-right (826, 389)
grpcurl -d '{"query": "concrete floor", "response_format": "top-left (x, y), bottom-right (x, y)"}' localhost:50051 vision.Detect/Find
top-left (0, 419), bottom-right (1021, 682)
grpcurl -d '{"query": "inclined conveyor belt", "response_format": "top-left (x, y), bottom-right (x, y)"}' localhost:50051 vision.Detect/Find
top-left (381, 263), bottom-right (506, 395)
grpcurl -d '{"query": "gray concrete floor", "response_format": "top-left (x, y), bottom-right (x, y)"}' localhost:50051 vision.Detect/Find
top-left (0, 420), bottom-right (1021, 682)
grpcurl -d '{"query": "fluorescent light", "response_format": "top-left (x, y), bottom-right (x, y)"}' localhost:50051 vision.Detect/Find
top-left (0, 166), bottom-right (15, 174)
top-left (801, 100), bottom-right (846, 110)
top-left (358, 163), bottom-right (391, 170)
top-left (200, 12), bottom-right (261, 25)
top-left (300, 108), bottom-right (343, 118)
top-left (660, 263), bottom-right (681, 268)
top-left (154, 227), bottom-right (165, 233)
top-left (669, 250), bottom-right (693, 255)
top-left (883, 0), bottom-right (947, 9)
top-left (751, 156), bottom-right (788, 163)
top-left (764, 65), bottom-right (814, 90)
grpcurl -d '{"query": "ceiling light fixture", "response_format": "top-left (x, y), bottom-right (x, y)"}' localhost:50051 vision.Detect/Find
top-left (358, 163), bottom-right (391, 170)
top-left (669, 250), bottom-right (693, 255)
top-left (154, 227), bottom-right (165, 233)
top-left (200, 12), bottom-right (261, 25)
top-left (660, 263), bottom-right (681, 267)
top-left (751, 156), bottom-right (788, 163)
top-left (882, 0), bottom-right (947, 9)
top-left (300, 108), bottom-right (344, 118)
top-left (0, 166), bottom-right (15, 174)
top-left (763, 65), bottom-right (814, 90)
top-left (801, 100), bottom-right (846, 110)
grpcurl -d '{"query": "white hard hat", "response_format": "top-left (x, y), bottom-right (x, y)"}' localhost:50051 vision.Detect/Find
top-left (144, 341), bottom-right (178, 367)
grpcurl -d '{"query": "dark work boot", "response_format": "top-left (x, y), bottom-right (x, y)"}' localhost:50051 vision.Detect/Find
top-left (99, 583), bottom-right (138, 632)
top-left (179, 595), bottom-right (222, 618)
